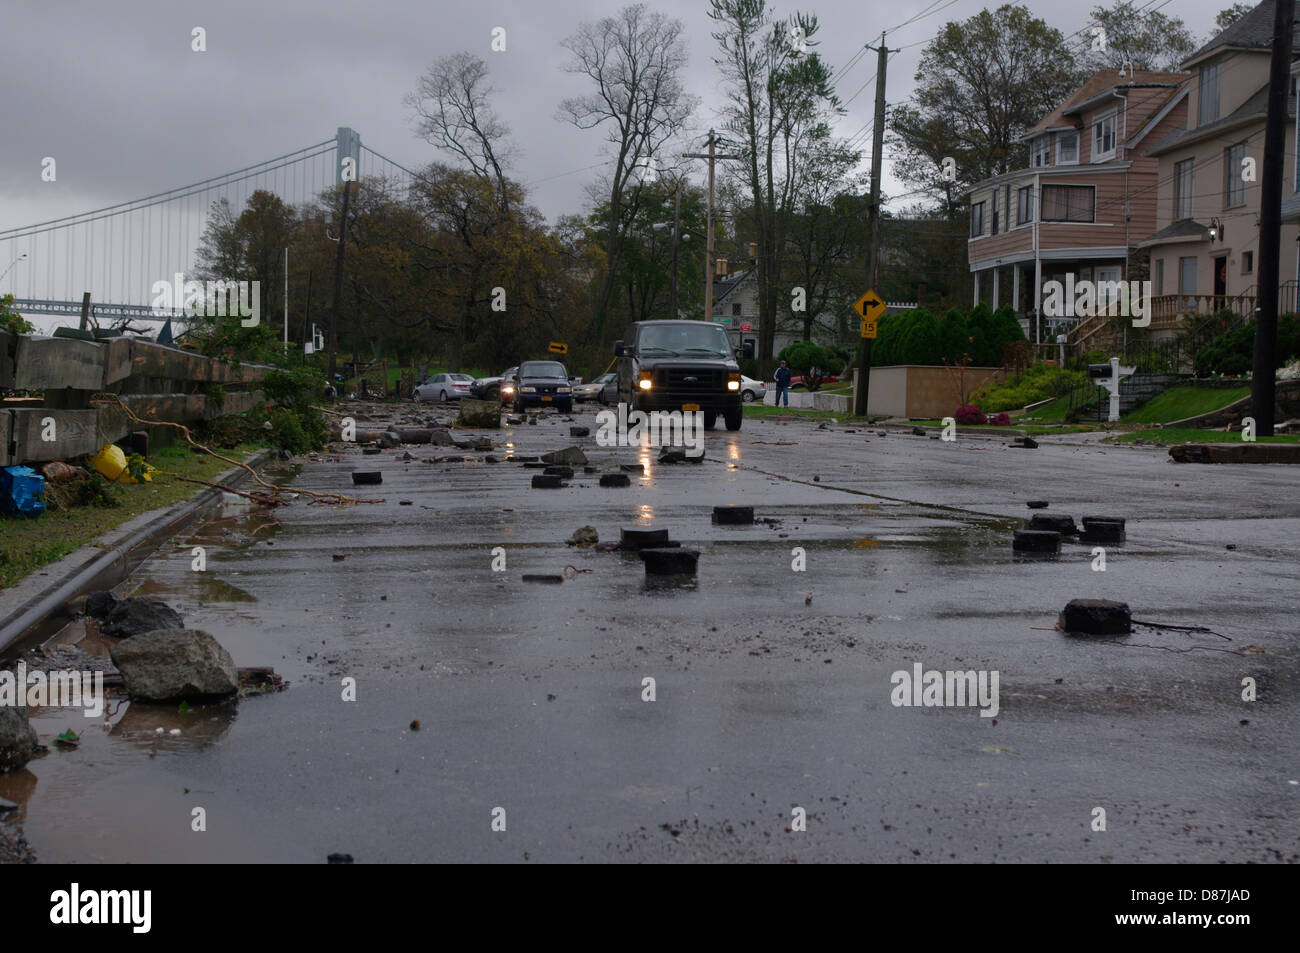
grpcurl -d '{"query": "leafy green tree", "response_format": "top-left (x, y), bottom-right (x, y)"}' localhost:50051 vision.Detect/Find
top-left (1215, 3), bottom-right (1254, 32)
top-left (1077, 1), bottom-right (1196, 72)
top-left (889, 5), bottom-right (1082, 215)
top-left (0, 294), bottom-right (34, 335)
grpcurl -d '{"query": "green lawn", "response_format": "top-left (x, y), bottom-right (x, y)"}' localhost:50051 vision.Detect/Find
top-left (743, 404), bottom-right (869, 421)
top-left (1108, 428), bottom-right (1300, 445)
top-left (0, 443), bottom-right (261, 590)
top-left (1122, 386), bottom-right (1250, 424)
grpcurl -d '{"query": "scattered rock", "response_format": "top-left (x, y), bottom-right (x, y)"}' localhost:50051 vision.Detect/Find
top-left (1079, 517), bottom-right (1125, 543)
top-left (531, 475), bottom-right (565, 489)
top-left (352, 471), bottom-right (382, 485)
top-left (640, 548), bottom-right (700, 575)
top-left (506, 416), bottom-right (523, 425)
top-left (409, 719), bottom-right (421, 731)
top-left (522, 574), bottom-right (563, 584)
top-left (377, 431), bottom-right (401, 449)
top-left (84, 590), bottom-right (118, 620)
top-left (527, 417), bottom-right (538, 425)
top-left (456, 399), bottom-right (501, 429)
top-left (570, 426), bottom-right (590, 437)
top-left (327, 853), bottom-right (354, 864)
top-left (102, 597), bottom-right (183, 639)
top-left (541, 446), bottom-right (588, 466)
top-left (1012, 529), bottom-right (1061, 554)
top-left (398, 500), bottom-right (413, 506)
top-left (911, 426), bottom-right (926, 436)
top-left (543, 466), bottom-right (575, 479)
top-left (712, 505), bottom-right (754, 525)
top-left (0, 707), bottom-right (37, 774)
top-left (332, 553), bottom-right (347, 562)
top-left (566, 526), bottom-right (599, 547)
top-left (1028, 514), bottom-right (1078, 536)
top-left (1026, 500), bottom-right (1049, 509)
top-left (620, 528), bottom-right (670, 550)
top-left (1058, 599), bottom-right (1132, 636)
top-left (1012, 436), bottom-right (1039, 449)
top-left (600, 473), bottom-right (630, 487)
top-left (109, 628), bottom-right (240, 701)
top-left (658, 448), bottom-right (704, 463)
top-left (619, 463), bottom-right (646, 473)
top-left (362, 446), bottom-right (382, 455)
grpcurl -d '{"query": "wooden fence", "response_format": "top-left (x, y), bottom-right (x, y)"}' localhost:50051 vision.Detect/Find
top-left (1, 330), bottom-right (270, 466)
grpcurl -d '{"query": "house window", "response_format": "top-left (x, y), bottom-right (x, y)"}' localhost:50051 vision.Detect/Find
top-left (1092, 113), bottom-right (1116, 161)
top-left (992, 188), bottom-right (1000, 234)
top-left (1154, 258), bottom-right (1164, 295)
top-left (1057, 131), bottom-right (1079, 165)
top-left (1242, 250), bottom-right (1254, 275)
top-left (732, 303), bottom-right (742, 316)
top-left (1031, 136), bottom-right (1050, 168)
top-left (1174, 158), bottom-right (1195, 219)
top-left (1040, 184), bottom-right (1095, 222)
top-left (1017, 185), bottom-right (1034, 224)
top-left (970, 201), bottom-right (985, 237)
top-left (1225, 142), bottom-right (1247, 207)
top-left (1198, 62), bottom-right (1221, 125)
top-left (1178, 256), bottom-right (1197, 294)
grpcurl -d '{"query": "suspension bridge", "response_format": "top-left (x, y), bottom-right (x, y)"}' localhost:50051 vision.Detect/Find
top-left (0, 127), bottom-right (418, 331)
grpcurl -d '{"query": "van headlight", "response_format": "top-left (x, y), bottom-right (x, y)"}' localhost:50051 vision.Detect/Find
top-left (520, 386), bottom-right (536, 393)
top-left (727, 372), bottom-right (741, 391)
top-left (638, 372), bottom-right (653, 391)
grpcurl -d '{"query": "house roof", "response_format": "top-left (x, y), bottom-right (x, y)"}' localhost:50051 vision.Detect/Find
top-left (1282, 191), bottom-right (1300, 223)
top-left (1145, 81), bottom-right (1297, 156)
top-left (1022, 71), bottom-right (1187, 139)
top-left (712, 269), bottom-right (753, 303)
top-left (1183, 1), bottom-right (1300, 69)
top-left (1136, 218), bottom-right (1209, 248)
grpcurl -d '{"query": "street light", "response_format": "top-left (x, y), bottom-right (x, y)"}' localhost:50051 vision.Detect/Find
top-left (0, 252), bottom-right (28, 284)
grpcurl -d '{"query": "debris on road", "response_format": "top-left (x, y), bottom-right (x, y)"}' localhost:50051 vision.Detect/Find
top-left (456, 398), bottom-right (501, 428)
top-left (640, 548), bottom-right (700, 575)
top-left (1026, 500), bottom-right (1049, 509)
top-left (102, 597), bottom-right (184, 639)
top-left (531, 475), bottom-right (566, 489)
top-left (1058, 599), bottom-right (1132, 636)
top-left (1013, 529), bottom-right (1061, 554)
top-left (620, 528), bottom-right (670, 550)
top-left (713, 505), bottom-right (754, 525)
top-left (599, 473), bottom-right (630, 487)
top-left (352, 471), bottom-right (382, 485)
top-left (1028, 514), bottom-right (1078, 536)
top-left (109, 628), bottom-right (241, 701)
top-left (566, 526), bottom-right (599, 546)
top-left (570, 426), bottom-right (590, 437)
top-left (522, 574), bottom-right (564, 584)
top-left (0, 708), bottom-right (37, 774)
top-left (1079, 517), bottom-right (1126, 543)
top-left (541, 446), bottom-right (588, 466)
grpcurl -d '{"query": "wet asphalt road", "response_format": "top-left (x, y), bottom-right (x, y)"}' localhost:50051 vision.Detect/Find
top-left (6, 403), bottom-right (1299, 863)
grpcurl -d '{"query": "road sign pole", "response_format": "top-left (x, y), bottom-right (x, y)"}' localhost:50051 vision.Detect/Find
top-left (854, 34), bottom-right (890, 418)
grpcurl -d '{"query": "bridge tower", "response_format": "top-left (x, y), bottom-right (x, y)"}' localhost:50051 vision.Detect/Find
top-left (336, 127), bottom-right (361, 185)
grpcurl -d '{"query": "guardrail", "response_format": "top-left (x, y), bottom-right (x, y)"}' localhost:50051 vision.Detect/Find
top-left (1, 329), bottom-right (270, 466)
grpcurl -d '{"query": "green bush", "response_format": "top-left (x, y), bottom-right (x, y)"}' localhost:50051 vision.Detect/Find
top-left (969, 362), bottom-right (1088, 413)
top-left (778, 340), bottom-right (832, 374)
top-left (871, 304), bottom-right (1026, 367)
top-left (1195, 314), bottom-right (1300, 376)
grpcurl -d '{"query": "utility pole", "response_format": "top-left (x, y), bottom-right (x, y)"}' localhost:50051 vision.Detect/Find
top-left (669, 182), bottom-right (681, 319)
top-left (1252, 0), bottom-right (1294, 437)
top-left (854, 35), bottom-right (892, 418)
top-left (327, 179), bottom-right (352, 381)
top-left (283, 246), bottom-right (289, 349)
top-left (684, 130), bottom-right (740, 322)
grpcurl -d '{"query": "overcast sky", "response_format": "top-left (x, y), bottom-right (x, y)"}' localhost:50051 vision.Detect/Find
top-left (0, 0), bottom-right (1238, 314)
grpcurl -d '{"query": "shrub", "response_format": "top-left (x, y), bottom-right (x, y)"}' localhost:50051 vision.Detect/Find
top-left (969, 362), bottom-right (1088, 412)
top-left (1195, 314), bottom-right (1300, 376)
top-left (871, 304), bottom-right (1026, 367)
top-left (955, 404), bottom-right (986, 425)
top-left (991, 412), bottom-right (1012, 426)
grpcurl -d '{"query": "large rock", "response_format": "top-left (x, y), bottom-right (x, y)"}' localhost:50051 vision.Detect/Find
top-left (1058, 599), bottom-right (1132, 635)
top-left (0, 706), bottom-right (36, 774)
top-left (101, 597), bottom-right (183, 638)
top-left (541, 446), bottom-right (588, 466)
top-left (456, 399), bottom-right (501, 429)
top-left (109, 628), bottom-right (240, 701)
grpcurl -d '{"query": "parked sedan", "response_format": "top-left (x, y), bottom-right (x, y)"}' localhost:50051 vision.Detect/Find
top-left (414, 373), bottom-right (474, 402)
top-left (510, 360), bottom-right (573, 412)
top-left (573, 372), bottom-right (616, 402)
top-left (739, 375), bottom-right (766, 403)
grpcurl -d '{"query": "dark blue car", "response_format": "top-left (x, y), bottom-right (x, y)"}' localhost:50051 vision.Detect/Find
top-left (510, 360), bottom-right (573, 412)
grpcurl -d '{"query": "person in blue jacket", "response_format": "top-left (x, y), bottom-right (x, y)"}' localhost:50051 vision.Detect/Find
top-left (774, 360), bottom-right (792, 407)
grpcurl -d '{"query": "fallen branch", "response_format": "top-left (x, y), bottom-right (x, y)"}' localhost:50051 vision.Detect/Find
top-left (89, 392), bottom-right (382, 507)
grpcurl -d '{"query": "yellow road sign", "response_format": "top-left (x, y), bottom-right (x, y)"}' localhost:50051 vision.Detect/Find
top-left (548, 341), bottom-right (568, 355)
top-left (860, 318), bottom-right (878, 339)
top-left (854, 290), bottom-right (887, 322)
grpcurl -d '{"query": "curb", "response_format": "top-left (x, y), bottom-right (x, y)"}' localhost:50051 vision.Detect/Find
top-left (0, 449), bottom-right (274, 656)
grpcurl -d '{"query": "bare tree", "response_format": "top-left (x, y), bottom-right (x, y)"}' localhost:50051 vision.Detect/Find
top-left (559, 3), bottom-right (695, 348)
top-left (406, 52), bottom-right (516, 208)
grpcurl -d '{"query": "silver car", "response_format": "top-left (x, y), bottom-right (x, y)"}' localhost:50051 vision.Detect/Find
top-left (573, 372), bottom-right (616, 402)
top-left (740, 375), bottom-right (766, 403)
top-left (414, 373), bottom-right (474, 402)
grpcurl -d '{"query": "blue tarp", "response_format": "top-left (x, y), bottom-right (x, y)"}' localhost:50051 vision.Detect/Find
top-left (0, 465), bottom-right (46, 517)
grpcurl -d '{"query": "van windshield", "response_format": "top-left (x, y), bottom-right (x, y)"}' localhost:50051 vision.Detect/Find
top-left (637, 323), bottom-right (731, 357)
